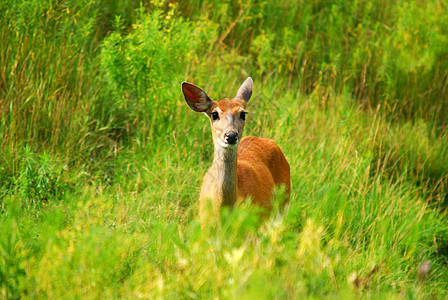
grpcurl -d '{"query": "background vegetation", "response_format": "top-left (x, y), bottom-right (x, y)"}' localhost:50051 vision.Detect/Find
top-left (1, 0), bottom-right (447, 298)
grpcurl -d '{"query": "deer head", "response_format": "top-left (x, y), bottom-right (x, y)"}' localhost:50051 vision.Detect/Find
top-left (181, 77), bottom-right (253, 149)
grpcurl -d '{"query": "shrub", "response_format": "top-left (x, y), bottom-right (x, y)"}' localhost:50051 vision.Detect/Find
top-left (100, 6), bottom-right (217, 143)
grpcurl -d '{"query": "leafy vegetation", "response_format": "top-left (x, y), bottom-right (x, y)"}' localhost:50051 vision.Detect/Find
top-left (1, 0), bottom-right (447, 298)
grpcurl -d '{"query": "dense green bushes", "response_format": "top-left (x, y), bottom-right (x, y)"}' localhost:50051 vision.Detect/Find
top-left (100, 7), bottom-right (216, 144)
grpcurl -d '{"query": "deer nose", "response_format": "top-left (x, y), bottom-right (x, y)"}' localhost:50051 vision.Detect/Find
top-left (225, 132), bottom-right (239, 145)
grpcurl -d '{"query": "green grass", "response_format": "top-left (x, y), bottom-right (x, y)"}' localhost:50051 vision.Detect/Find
top-left (1, 0), bottom-right (448, 298)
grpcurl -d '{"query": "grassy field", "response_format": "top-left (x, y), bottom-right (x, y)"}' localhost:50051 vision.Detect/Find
top-left (1, 0), bottom-right (448, 298)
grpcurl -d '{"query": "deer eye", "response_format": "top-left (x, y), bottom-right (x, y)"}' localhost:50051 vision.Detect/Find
top-left (211, 112), bottom-right (219, 121)
top-left (240, 112), bottom-right (248, 121)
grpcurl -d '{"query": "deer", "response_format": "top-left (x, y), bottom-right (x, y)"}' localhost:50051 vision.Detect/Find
top-left (181, 77), bottom-right (291, 226)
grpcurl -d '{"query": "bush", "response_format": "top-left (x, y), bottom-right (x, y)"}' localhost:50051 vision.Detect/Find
top-left (100, 6), bottom-right (217, 143)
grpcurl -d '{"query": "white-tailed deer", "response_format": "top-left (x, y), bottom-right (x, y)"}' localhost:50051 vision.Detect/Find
top-left (181, 77), bottom-right (291, 224)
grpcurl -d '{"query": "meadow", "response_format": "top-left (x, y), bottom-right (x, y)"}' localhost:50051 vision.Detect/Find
top-left (1, 0), bottom-right (448, 298)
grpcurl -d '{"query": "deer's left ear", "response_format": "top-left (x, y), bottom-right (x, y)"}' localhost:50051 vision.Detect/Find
top-left (235, 77), bottom-right (253, 104)
top-left (182, 82), bottom-right (212, 112)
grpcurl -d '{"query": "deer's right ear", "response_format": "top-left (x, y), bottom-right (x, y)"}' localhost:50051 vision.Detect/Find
top-left (182, 82), bottom-right (212, 112)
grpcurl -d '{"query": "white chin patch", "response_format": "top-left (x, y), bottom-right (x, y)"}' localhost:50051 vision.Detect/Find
top-left (217, 139), bottom-right (238, 149)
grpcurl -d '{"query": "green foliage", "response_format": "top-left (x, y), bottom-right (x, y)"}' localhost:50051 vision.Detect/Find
top-left (1, 0), bottom-right (447, 298)
top-left (0, 210), bottom-right (28, 299)
top-left (179, 0), bottom-right (448, 122)
top-left (12, 147), bottom-right (67, 206)
top-left (99, 6), bottom-right (216, 142)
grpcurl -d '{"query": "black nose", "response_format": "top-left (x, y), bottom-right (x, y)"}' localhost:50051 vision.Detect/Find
top-left (225, 132), bottom-right (239, 144)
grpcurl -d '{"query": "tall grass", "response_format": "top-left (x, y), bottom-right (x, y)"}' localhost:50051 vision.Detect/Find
top-left (1, 0), bottom-right (447, 298)
top-left (179, 0), bottom-right (448, 124)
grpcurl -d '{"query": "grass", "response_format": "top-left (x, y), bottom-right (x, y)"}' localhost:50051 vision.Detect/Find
top-left (1, 0), bottom-right (448, 298)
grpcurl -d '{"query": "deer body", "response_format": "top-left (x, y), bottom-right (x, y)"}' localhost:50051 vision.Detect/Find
top-left (182, 78), bottom-right (290, 223)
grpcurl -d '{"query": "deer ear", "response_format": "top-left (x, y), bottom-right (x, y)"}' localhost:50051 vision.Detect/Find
top-left (182, 82), bottom-right (212, 112)
top-left (235, 77), bottom-right (253, 103)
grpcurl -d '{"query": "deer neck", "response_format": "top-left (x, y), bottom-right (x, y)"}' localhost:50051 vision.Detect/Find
top-left (210, 144), bottom-right (238, 207)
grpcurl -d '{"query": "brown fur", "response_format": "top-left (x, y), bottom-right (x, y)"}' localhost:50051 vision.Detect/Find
top-left (237, 136), bottom-right (291, 209)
